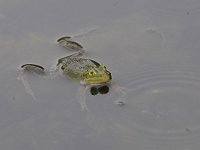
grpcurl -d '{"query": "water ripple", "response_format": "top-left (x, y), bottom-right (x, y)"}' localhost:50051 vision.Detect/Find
top-left (87, 66), bottom-right (200, 146)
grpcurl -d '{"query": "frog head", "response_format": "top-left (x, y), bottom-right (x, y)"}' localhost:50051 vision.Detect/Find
top-left (82, 66), bottom-right (112, 85)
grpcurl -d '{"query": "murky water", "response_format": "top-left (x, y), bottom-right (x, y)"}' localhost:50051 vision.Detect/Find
top-left (1, 0), bottom-right (200, 149)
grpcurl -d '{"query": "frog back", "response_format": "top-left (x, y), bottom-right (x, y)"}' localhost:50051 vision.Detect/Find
top-left (59, 57), bottom-right (100, 80)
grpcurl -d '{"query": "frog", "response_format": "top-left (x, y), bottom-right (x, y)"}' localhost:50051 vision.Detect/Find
top-left (56, 37), bottom-right (112, 111)
top-left (57, 37), bottom-right (112, 85)
top-left (19, 36), bottom-right (112, 111)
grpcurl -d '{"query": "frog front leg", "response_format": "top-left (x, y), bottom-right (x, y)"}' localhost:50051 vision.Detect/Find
top-left (109, 82), bottom-right (129, 105)
top-left (109, 81), bottom-right (128, 94)
top-left (76, 85), bottom-right (90, 112)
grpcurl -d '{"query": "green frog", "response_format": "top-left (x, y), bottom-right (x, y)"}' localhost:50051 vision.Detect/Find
top-left (56, 37), bottom-right (112, 111)
top-left (19, 36), bottom-right (112, 111)
top-left (56, 37), bottom-right (112, 85)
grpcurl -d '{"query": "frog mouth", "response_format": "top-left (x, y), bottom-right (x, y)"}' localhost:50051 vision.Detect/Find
top-left (85, 73), bottom-right (112, 85)
top-left (107, 71), bottom-right (112, 80)
top-left (100, 73), bottom-right (112, 83)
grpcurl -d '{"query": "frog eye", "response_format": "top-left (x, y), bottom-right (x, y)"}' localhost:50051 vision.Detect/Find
top-left (88, 70), bottom-right (96, 77)
top-left (99, 66), bottom-right (106, 71)
top-left (61, 65), bottom-right (67, 70)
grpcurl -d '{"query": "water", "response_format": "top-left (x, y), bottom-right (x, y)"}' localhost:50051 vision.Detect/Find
top-left (1, 0), bottom-right (200, 149)
top-left (85, 66), bottom-right (200, 149)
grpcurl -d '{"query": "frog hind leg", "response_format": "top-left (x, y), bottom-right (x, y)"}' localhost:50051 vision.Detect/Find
top-left (45, 65), bottom-right (60, 80)
top-left (57, 36), bottom-right (85, 57)
top-left (69, 49), bottom-right (85, 58)
top-left (111, 82), bottom-right (128, 95)
top-left (18, 71), bottom-right (36, 100)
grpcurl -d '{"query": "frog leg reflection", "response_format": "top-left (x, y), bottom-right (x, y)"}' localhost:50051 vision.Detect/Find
top-left (77, 85), bottom-right (90, 112)
top-left (18, 71), bottom-right (36, 100)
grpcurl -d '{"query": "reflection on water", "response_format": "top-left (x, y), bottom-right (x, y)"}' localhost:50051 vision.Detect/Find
top-left (98, 85), bottom-right (109, 94)
top-left (87, 66), bottom-right (200, 148)
top-left (90, 85), bottom-right (110, 95)
top-left (90, 87), bottom-right (99, 95)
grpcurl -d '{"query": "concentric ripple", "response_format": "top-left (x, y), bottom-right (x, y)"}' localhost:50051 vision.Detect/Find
top-left (87, 66), bottom-right (200, 146)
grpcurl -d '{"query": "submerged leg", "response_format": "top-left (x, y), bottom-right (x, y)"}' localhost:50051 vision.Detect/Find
top-left (77, 85), bottom-right (90, 112)
top-left (110, 82), bottom-right (128, 95)
top-left (45, 66), bottom-right (59, 79)
top-left (69, 49), bottom-right (85, 57)
top-left (18, 71), bottom-right (36, 100)
top-left (109, 83), bottom-right (129, 105)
